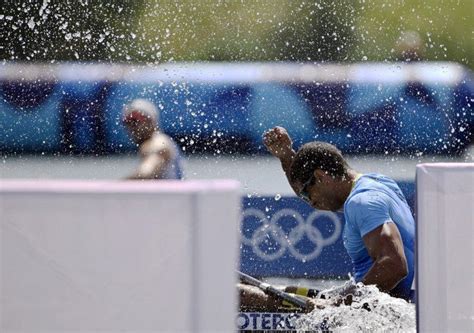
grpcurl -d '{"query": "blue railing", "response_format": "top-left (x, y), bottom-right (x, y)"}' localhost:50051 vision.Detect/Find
top-left (1, 62), bottom-right (472, 155)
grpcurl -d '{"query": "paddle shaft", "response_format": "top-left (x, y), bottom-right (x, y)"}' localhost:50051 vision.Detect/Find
top-left (237, 271), bottom-right (310, 310)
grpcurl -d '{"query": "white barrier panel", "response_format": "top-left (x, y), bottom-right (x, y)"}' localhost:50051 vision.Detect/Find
top-left (0, 180), bottom-right (240, 333)
top-left (416, 163), bottom-right (474, 332)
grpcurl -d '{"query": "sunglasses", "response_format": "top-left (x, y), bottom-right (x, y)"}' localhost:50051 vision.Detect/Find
top-left (299, 172), bottom-right (316, 203)
top-left (123, 111), bottom-right (149, 124)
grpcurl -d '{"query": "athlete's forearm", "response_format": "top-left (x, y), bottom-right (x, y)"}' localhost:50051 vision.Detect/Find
top-left (279, 150), bottom-right (298, 194)
top-left (362, 255), bottom-right (408, 293)
top-left (238, 283), bottom-right (282, 312)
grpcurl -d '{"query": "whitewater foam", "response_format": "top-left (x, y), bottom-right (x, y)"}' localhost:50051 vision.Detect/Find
top-left (296, 284), bottom-right (416, 332)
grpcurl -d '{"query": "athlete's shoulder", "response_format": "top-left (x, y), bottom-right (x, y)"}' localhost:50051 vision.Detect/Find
top-left (355, 174), bottom-right (400, 195)
top-left (152, 132), bottom-right (174, 146)
top-left (360, 173), bottom-right (396, 183)
top-left (346, 187), bottom-right (392, 213)
top-left (141, 133), bottom-right (176, 155)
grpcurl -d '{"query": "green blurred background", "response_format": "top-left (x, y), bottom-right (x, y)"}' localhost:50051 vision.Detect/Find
top-left (1, 0), bottom-right (472, 68)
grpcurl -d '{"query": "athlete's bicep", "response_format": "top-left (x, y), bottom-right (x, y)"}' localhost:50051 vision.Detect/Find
top-left (363, 222), bottom-right (406, 263)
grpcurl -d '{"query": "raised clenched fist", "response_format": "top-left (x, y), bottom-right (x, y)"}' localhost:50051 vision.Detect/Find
top-left (262, 126), bottom-right (294, 159)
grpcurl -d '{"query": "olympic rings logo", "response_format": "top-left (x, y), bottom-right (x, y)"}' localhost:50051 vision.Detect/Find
top-left (241, 208), bottom-right (342, 262)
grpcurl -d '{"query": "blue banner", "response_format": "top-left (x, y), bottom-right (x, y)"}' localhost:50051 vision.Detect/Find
top-left (240, 181), bottom-right (415, 278)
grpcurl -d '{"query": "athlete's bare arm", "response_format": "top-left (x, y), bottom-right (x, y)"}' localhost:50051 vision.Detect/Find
top-left (127, 134), bottom-right (173, 180)
top-left (362, 222), bottom-right (408, 295)
top-left (263, 126), bottom-right (299, 194)
top-left (238, 283), bottom-right (332, 312)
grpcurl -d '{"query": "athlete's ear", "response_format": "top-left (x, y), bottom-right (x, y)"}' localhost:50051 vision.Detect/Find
top-left (315, 169), bottom-right (335, 183)
top-left (315, 169), bottom-right (327, 182)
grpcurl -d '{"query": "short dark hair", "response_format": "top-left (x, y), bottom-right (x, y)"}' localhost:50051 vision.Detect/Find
top-left (290, 141), bottom-right (350, 184)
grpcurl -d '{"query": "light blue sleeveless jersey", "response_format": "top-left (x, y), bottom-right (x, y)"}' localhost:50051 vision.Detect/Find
top-left (343, 173), bottom-right (415, 301)
top-left (161, 141), bottom-right (184, 180)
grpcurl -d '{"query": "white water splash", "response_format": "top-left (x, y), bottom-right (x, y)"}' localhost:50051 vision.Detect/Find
top-left (296, 285), bottom-right (416, 332)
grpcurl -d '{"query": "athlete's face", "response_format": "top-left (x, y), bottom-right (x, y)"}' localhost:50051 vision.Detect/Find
top-left (298, 170), bottom-right (344, 211)
top-left (123, 111), bottom-right (155, 144)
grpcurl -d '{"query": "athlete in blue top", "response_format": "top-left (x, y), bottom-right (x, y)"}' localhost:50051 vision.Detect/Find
top-left (122, 99), bottom-right (183, 180)
top-left (262, 126), bottom-right (415, 302)
top-left (344, 174), bottom-right (415, 300)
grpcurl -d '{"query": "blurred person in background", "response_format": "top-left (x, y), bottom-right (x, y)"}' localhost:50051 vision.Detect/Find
top-left (240, 126), bottom-right (415, 310)
top-left (122, 99), bottom-right (183, 180)
top-left (394, 30), bottom-right (425, 62)
top-left (394, 31), bottom-right (437, 123)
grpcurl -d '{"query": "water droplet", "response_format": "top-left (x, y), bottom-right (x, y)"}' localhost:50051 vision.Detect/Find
top-left (27, 18), bottom-right (35, 30)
